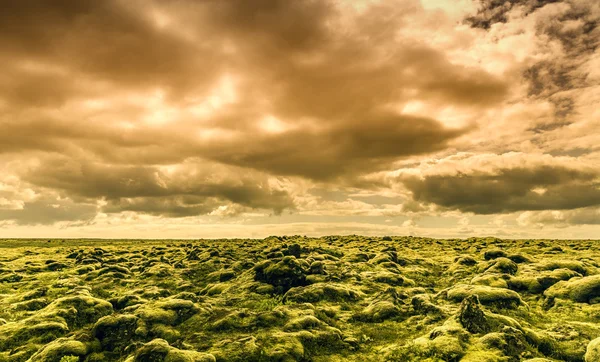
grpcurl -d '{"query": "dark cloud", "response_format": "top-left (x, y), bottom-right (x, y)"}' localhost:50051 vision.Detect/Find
top-left (465, 0), bottom-right (561, 29)
top-left (21, 159), bottom-right (295, 217)
top-left (0, 196), bottom-right (97, 225)
top-left (401, 162), bottom-right (600, 214)
top-left (203, 113), bottom-right (469, 180)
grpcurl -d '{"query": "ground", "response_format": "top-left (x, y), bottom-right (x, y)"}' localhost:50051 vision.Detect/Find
top-left (1, 236), bottom-right (600, 362)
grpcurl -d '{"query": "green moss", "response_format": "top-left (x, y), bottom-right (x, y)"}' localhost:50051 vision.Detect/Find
top-left (353, 301), bottom-right (402, 323)
top-left (283, 283), bottom-right (363, 303)
top-left (545, 275), bottom-right (600, 303)
top-left (254, 256), bottom-right (307, 293)
top-left (93, 314), bottom-right (139, 352)
top-left (446, 284), bottom-right (523, 309)
top-left (586, 337), bottom-right (600, 362)
top-left (28, 338), bottom-right (88, 362)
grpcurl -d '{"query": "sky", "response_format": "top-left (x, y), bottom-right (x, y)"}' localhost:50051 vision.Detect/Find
top-left (0, 0), bottom-right (599, 239)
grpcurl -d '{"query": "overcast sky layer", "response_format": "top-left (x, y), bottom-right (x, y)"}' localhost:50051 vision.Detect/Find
top-left (0, 0), bottom-right (599, 239)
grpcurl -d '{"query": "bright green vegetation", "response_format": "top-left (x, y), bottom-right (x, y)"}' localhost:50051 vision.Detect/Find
top-left (1, 236), bottom-right (600, 361)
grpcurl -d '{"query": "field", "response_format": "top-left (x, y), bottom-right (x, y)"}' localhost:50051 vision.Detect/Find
top-left (1, 236), bottom-right (600, 362)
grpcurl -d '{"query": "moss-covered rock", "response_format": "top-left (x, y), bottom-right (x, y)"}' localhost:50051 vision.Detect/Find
top-left (253, 256), bottom-right (307, 293)
top-left (446, 284), bottom-right (523, 309)
top-left (209, 336), bottom-right (262, 362)
top-left (283, 283), bottom-right (363, 303)
top-left (93, 314), bottom-right (139, 352)
top-left (458, 295), bottom-right (489, 334)
top-left (484, 257), bottom-right (518, 275)
top-left (133, 339), bottom-right (216, 362)
top-left (353, 301), bottom-right (403, 322)
top-left (0, 321), bottom-right (69, 350)
top-left (484, 250), bottom-right (508, 261)
top-left (545, 274), bottom-right (600, 303)
top-left (28, 338), bottom-right (88, 362)
top-left (585, 337), bottom-right (600, 362)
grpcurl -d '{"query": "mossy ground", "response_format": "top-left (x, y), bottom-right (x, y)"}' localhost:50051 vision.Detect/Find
top-left (1, 236), bottom-right (599, 361)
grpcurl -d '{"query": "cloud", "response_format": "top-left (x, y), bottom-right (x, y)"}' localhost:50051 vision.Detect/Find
top-left (517, 207), bottom-right (600, 227)
top-left (397, 153), bottom-right (600, 214)
top-left (0, 195), bottom-right (97, 225)
top-left (0, 0), bottom-right (598, 236)
top-left (0, 0), bottom-right (507, 179)
top-left (18, 158), bottom-right (295, 218)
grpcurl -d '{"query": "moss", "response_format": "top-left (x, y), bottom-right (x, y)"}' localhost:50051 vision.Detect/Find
top-left (283, 315), bottom-right (322, 331)
top-left (93, 314), bottom-right (139, 352)
top-left (472, 274), bottom-right (509, 289)
top-left (459, 295), bottom-right (490, 334)
top-left (545, 274), bottom-right (600, 303)
top-left (28, 338), bottom-right (88, 362)
top-left (42, 292), bottom-right (114, 328)
top-left (585, 338), bottom-right (600, 362)
top-left (283, 283), bottom-right (363, 303)
top-left (509, 268), bottom-right (581, 294)
top-left (262, 332), bottom-right (305, 361)
top-left (353, 301), bottom-right (402, 323)
top-left (136, 305), bottom-right (178, 326)
top-left (110, 295), bottom-right (148, 310)
top-left (134, 338), bottom-right (216, 362)
top-left (537, 260), bottom-right (589, 276)
top-left (150, 324), bottom-right (181, 343)
top-left (455, 256), bottom-right (478, 266)
top-left (478, 328), bottom-right (528, 358)
top-left (155, 299), bottom-right (200, 324)
top-left (372, 272), bottom-right (406, 286)
top-left (446, 284), bottom-right (523, 309)
top-left (0, 273), bottom-right (23, 283)
top-left (484, 250), bottom-right (508, 261)
top-left (253, 256), bottom-right (307, 293)
top-left (13, 298), bottom-right (49, 311)
top-left (3, 237), bottom-right (600, 362)
top-left (0, 321), bottom-right (69, 350)
top-left (484, 258), bottom-right (518, 275)
top-left (209, 336), bottom-right (262, 362)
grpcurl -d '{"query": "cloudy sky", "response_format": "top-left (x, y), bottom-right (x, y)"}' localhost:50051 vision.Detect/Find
top-left (0, 0), bottom-right (599, 239)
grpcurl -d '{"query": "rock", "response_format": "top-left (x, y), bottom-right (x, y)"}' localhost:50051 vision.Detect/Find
top-left (0, 273), bottom-right (23, 283)
top-left (283, 283), bottom-right (363, 303)
top-left (13, 298), bottom-right (49, 311)
top-left (43, 292), bottom-right (114, 327)
top-left (537, 260), bottom-right (589, 275)
top-left (446, 284), bottom-right (523, 309)
top-left (284, 243), bottom-right (302, 258)
top-left (134, 338), bottom-right (216, 362)
top-left (28, 338), bottom-right (88, 362)
top-left (484, 250), bottom-right (507, 260)
top-left (284, 316), bottom-right (323, 331)
top-left (308, 261), bottom-right (326, 274)
top-left (458, 295), bottom-right (489, 334)
top-left (209, 336), bottom-right (262, 362)
top-left (455, 256), bottom-right (478, 266)
top-left (46, 262), bottom-right (69, 271)
top-left (545, 274), bottom-right (600, 303)
top-left (93, 314), bottom-right (139, 352)
top-left (585, 337), bottom-right (600, 362)
top-left (254, 256), bottom-right (307, 293)
top-left (353, 301), bottom-right (402, 322)
top-left (485, 257), bottom-right (518, 275)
